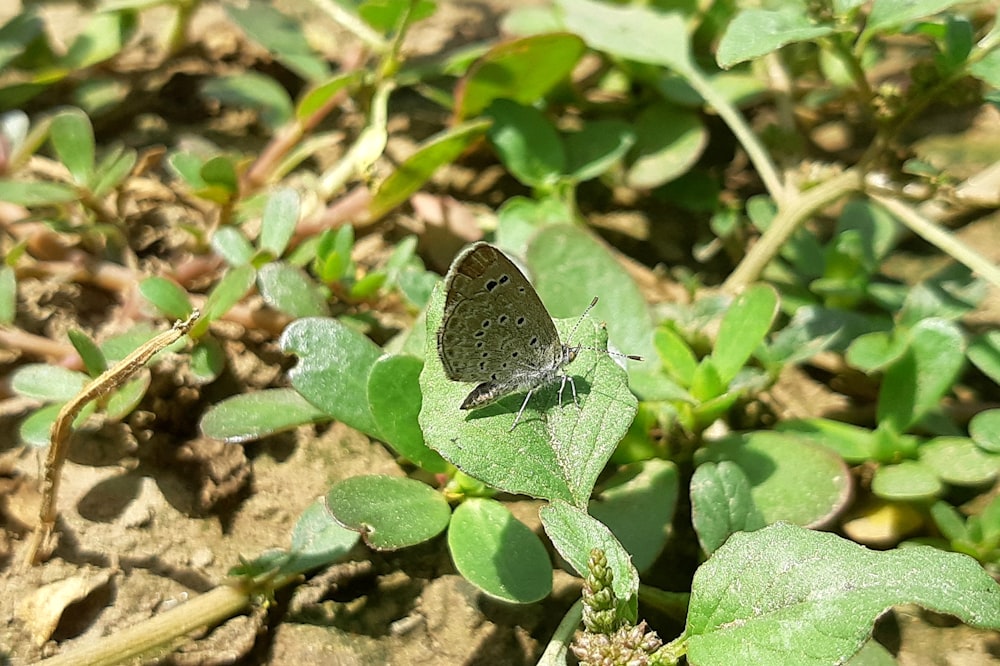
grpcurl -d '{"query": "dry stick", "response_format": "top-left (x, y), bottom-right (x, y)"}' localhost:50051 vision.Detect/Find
top-left (22, 311), bottom-right (200, 568)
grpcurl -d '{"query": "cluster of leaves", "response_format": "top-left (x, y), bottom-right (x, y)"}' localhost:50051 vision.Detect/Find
top-left (3, 0), bottom-right (1000, 664)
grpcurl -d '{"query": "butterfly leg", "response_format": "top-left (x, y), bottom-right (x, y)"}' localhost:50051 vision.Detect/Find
top-left (557, 374), bottom-right (580, 410)
top-left (510, 388), bottom-right (536, 432)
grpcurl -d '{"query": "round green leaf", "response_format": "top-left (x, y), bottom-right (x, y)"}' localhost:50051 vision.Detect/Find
top-left (200, 388), bottom-right (329, 443)
top-left (871, 460), bottom-right (943, 501)
top-left (697, 431), bottom-right (852, 528)
top-left (487, 99), bottom-right (565, 188)
top-left (448, 498), bottom-right (552, 603)
top-left (563, 119), bottom-right (635, 183)
top-left (455, 33), bottom-right (585, 119)
top-left (325, 475), bottom-right (450, 550)
top-left (280, 317), bottom-right (382, 437)
top-left (969, 409), bottom-right (1000, 454)
top-left (589, 459), bottom-right (679, 570)
top-left (257, 262), bottom-right (329, 318)
top-left (625, 102), bottom-right (707, 189)
top-left (368, 355), bottom-right (447, 473)
top-left (919, 437), bottom-right (1000, 486)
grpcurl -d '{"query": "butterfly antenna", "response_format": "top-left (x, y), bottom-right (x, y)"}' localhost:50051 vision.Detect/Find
top-left (566, 297), bottom-right (600, 346)
top-left (568, 296), bottom-right (644, 361)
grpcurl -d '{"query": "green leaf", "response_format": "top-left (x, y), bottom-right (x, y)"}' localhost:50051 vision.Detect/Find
top-left (202, 73), bottom-right (294, 130)
top-left (49, 108), bottom-right (94, 185)
top-left (225, 1), bottom-right (331, 82)
top-left (776, 417), bottom-right (879, 463)
top-left (419, 284), bottom-right (637, 505)
top-left (711, 284), bottom-right (778, 386)
top-left (686, 523), bottom-right (1000, 665)
top-left (625, 102), bottom-right (707, 189)
top-left (139, 276), bottom-right (193, 319)
top-left (969, 409), bottom-right (1000, 454)
top-left (0, 265), bottom-right (14, 324)
top-left (871, 460), bottom-right (943, 501)
top-left (968, 331), bottom-right (1000, 386)
top-left (448, 498), bottom-right (552, 603)
top-left (104, 374), bottom-right (150, 420)
top-left (90, 145), bottom-right (136, 197)
top-left (296, 72), bottom-right (363, 122)
top-left (877, 319), bottom-right (965, 433)
top-left (0, 179), bottom-right (77, 205)
top-left (845, 330), bottom-right (907, 372)
top-left (202, 264), bottom-right (256, 323)
top-left (257, 262), bottom-right (329, 318)
top-left (527, 225), bottom-right (657, 363)
top-left (368, 119), bottom-right (491, 219)
top-left (540, 500), bottom-right (639, 623)
top-left (325, 475), bottom-right (451, 550)
top-left (358, 0), bottom-right (436, 32)
top-left (0, 10), bottom-right (44, 71)
top-left (556, 0), bottom-right (693, 73)
top-left (281, 317), bottom-right (383, 437)
top-left (454, 32), bottom-right (585, 119)
top-left (919, 437), bottom-right (1000, 487)
top-left (11, 364), bottom-right (88, 402)
top-left (200, 388), bottom-right (329, 443)
top-left (67, 329), bottom-right (107, 377)
top-left (717, 4), bottom-right (836, 68)
top-left (349, 271), bottom-right (386, 299)
top-left (190, 336), bottom-right (226, 384)
top-left (654, 326), bottom-right (698, 387)
top-left (486, 99), bottom-right (565, 189)
top-left (368, 355), bottom-right (447, 473)
top-left (697, 431), bottom-right (852, 528)
top-left (691, 461), bottom-right (766, 556)
top-left (283, 498), bottom-right (360, 575)
top-left (589, 459), bottom-right (679, 571)
top-left (259, 188), bottom-right (299, 257)
top-left (60, 10), bottom-right (136, 70)
top-left (200, 155), bottom-right (239, 197)
top-left (969, 46), bottom-right (1000, 89)
top-left (563, 120), bottom-right (635, 183)
top-left (211, 226), bottom-right (255, 267)
top-left (930, 500), bottom-right (969, 543)
top-left (866, 0), bottom-right (964, 33)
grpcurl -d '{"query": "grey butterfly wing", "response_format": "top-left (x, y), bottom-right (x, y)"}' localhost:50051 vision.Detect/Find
top-left (437, 243), bottom-right (563, 408)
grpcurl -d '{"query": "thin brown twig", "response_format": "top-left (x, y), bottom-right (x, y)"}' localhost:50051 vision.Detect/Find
top-left (21, 310), bottom-right (199, 568)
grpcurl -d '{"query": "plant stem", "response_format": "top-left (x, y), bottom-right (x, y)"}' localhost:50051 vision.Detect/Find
top-left (868, 192), bottom-right (1000, 289)
top-left (723, 169), bottom-right (863, 294)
